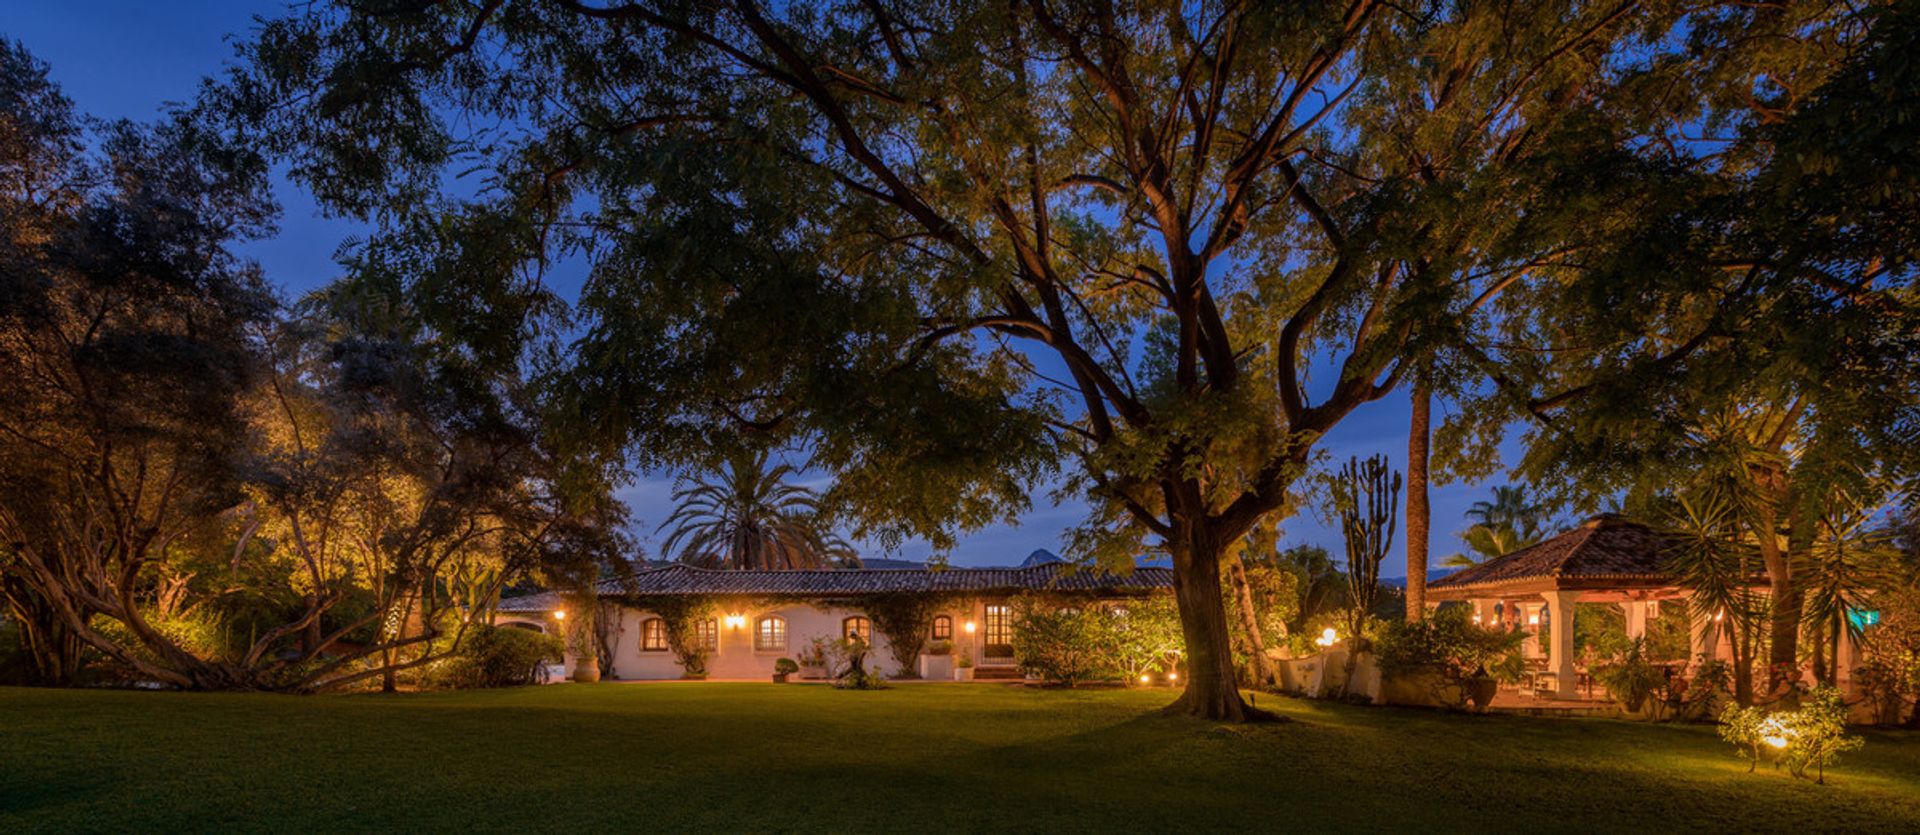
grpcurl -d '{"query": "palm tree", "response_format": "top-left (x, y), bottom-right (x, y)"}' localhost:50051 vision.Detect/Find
top-left (1443, 485), bottom-right (1550, 567)
top-left (1442, 523), bottom-right (1537, 568)
top-left (658, 450), bottom-right (857, 569)
top-left (1465, 485), bottom-right (1548, 542)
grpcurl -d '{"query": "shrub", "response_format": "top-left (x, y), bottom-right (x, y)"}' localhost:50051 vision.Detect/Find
top-left (924, 639), bottom-right (953, 656)
top-left (773, 657), bottom-right (799, 675)
top-left (1719, 686), bottom-right (1864, 784)
top-left (1595, 639), bottom-right (1664, 713)
top-left (1373, 607), bottom-right (1525, 707)
top-left (431, 625), bottom-right (561, 689)
top-left (1010, 598), bottom-right (1116, 686)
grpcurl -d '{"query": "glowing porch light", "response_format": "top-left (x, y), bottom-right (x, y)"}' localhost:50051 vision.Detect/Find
top-left (724, 614), bottom-right (746, 629)
top-left (552, 609), bottom-right (566, 621)
top-left (964, 621), bottom-right (977, 634)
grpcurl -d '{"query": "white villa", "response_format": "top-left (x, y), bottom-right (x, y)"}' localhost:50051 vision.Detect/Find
top-left (497, 561), bottom-right (1174, 681)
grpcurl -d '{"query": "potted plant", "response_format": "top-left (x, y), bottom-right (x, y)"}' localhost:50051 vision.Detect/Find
top-left (772, 657), bottom-right (798, 683)
top-left (1596, 639), bottom-right (1663, 717)
top-left (1465, 665), bottom-right (1500, 711)
top-left (953, 645), bottom-right (975, 681)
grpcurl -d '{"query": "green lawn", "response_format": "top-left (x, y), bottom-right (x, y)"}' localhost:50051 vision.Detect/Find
top-left (2, 683), bottom-right (1917, 832)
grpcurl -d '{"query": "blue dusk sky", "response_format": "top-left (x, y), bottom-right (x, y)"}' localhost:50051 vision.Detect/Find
top-left (6, 2), bottom-right (1536, 574)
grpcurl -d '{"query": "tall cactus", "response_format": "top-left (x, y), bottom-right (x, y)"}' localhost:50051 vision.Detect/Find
top-left (1333, 455), bottom-right (1401, 645)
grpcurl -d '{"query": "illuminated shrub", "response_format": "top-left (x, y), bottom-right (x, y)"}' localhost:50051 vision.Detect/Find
top-left (1718, 686), bottom-right (1863, 784)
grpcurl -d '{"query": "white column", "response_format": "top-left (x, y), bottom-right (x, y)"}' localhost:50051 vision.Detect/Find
top-left (1545, 590), bottom-right (1577, 698)
top-left (1687, 594), bottom-right (1716, 668)
top-left (1623, 600), bottom-right (1648, 642)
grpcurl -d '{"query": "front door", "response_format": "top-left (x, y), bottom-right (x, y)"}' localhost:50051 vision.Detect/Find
top-left (983, 603), bottom-right (1014, 663)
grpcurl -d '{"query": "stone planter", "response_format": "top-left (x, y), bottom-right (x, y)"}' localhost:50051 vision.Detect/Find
top-left (1467, 676), bottom-right (1499, 711)
top-left (953, 666), bottom-right (975, 682)
top-left (800, 664), bottom-right (828, 680)
top-left (919, 654), bottom-right (954, 681)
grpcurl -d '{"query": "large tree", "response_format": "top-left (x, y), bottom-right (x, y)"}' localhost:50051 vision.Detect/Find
top-left (229, 0), bottom-right (1865, 718)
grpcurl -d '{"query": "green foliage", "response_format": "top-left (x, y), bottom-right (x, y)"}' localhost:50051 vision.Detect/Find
top-left (772, 657), bottom-right (799, 676)
top-left (861, 592), bottom-right (952, 677)
top-left (429, 626), bottom-right (561, 690)
top-left (659, 450), bottom-right (855, 570)
top-left (1594, 639), bottom-right (1664, 713)
top-left (1010, 595), bottom-right (1183, 686)
top-left (1374, 607), bottom-right (1526, 707)
top-left (1010, 600), bottom-right (1116, 687)
top-left (219, 0), bottom-right (1915, 718)
top-left (625, 596), bottom-right (721, 678)
top-left (1720, 686), bottom-right (1865, 783)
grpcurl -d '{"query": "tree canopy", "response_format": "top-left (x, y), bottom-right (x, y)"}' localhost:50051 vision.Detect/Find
top-left (222, 0), bottom-right (1915, 717)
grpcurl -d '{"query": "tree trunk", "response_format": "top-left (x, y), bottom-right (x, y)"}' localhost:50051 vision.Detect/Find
top-left (1405, 377), bottom-right (1432, 621)
top-left (1226, 555), bottom-right (1275, 688)
top-left (1756, 482), bottom-right (1800, 674)
top-left (1164, 533), bottom-right (1278, 722)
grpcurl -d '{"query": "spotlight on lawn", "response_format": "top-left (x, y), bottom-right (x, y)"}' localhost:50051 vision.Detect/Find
top-left (1140, 674), bottom-right (1151, 685)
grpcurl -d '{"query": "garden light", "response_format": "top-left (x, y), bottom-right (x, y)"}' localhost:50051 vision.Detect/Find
top-left (1140, 674), bottom-right (1151, 684)
top-left (1167, 672), bottom-right (1178, 682)
top-left (1315, 627), bottom-right (1338, 647)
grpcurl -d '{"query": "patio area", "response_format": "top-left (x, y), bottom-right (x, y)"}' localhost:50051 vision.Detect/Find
top-left (1426, 514), bottom-right (1790, 705)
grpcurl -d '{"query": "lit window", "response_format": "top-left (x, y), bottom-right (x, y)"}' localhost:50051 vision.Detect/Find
top-left (695, 618), bottom-right (718, 651)
top-left (843, 616), bottom-right (871, 642)
top-left (984, 604), bottom-right (1012, 653)
top-left (756, 616), bottom-right (787, 651)
top-left (931, 615), bottom-right (952, 640)
top-left (642, 618), bottom-right (668, 652)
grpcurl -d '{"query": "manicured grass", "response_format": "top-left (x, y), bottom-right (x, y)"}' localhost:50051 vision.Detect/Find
top-left (2, 683), bottom-right (1917, 832)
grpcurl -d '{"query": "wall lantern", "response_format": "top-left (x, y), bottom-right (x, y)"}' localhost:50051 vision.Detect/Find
top-left (724, 614), bottom-right (747, 629)
top-left (963, 621), bottom-right (977, 634)
top-left (552, 609), bottom-right (567, 621)
top-left (1527, 612), bottom-right (1540, 626)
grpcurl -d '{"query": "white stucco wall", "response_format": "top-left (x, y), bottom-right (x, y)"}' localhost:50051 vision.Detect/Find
top-left (568, 598), bottom-right (1017, 680)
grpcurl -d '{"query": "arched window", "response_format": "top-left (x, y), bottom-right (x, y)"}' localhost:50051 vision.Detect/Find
top-left (843, 616), bottom-right (871, 643)
top-left (930, 615), bottom-right (953, 640)
top-left (755, 616), bottom-right (787, 651)
top-left (694, 618), bottom-right (719, 652)
top-left (642, 618), bottom-right (668, 652)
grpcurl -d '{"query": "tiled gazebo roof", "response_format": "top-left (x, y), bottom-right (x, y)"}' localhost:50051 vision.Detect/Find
top-left (1426, 514), bottom-right (1680, 598)
top-left (499, 562), bottom-right (1172, 612)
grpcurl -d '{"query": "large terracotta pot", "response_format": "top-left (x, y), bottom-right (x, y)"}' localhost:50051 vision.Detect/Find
top-left (1467, 676), bottom-right (1499, 711)
top-left (571, 655), bottom-right (601, 683)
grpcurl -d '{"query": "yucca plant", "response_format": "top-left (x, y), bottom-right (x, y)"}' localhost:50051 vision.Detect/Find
top-left (658, 450), bottom-right (857, 570)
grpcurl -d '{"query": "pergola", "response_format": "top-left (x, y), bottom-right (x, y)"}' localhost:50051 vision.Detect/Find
top-left (1426, 514), bottom-right (1743, 698)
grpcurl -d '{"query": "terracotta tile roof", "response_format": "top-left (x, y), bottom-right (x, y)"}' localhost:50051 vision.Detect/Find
top-left (1428, 515), bottom-right (1676, 592)
top-left (498, 563), bottom-right (1172, 612)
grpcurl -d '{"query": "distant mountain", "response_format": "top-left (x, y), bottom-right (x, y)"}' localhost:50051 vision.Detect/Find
top-left (1019, 549), bottom-right (1065, 567)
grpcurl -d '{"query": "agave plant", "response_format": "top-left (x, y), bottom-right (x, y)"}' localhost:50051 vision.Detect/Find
top-left (658, 451), bottom-right (858, 569)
